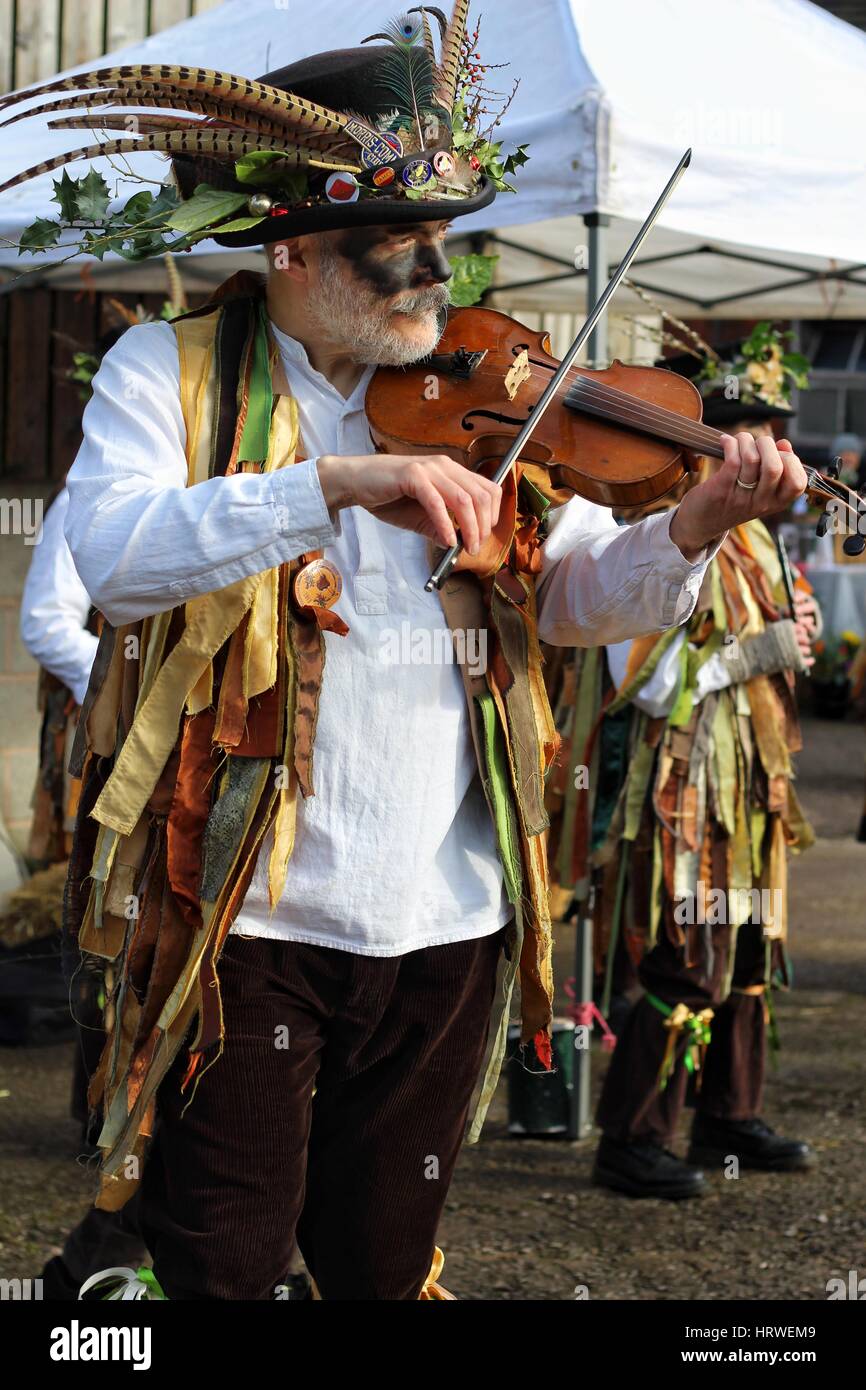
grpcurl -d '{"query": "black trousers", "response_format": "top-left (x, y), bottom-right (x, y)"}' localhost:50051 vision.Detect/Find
top-left (597, 920), bottom-right (767, 1146)
top-left (139, 927), bottom-right (505, 1300)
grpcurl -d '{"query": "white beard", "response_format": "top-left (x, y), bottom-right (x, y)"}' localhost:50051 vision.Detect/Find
top-left (308, 239), bottom-right (449, 366)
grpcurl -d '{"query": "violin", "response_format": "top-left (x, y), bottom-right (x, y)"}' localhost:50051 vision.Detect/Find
top-left (365, 305), bottom-right (864, 578)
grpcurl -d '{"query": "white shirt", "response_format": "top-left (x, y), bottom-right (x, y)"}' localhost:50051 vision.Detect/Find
top-left (65, 320), bottom-right (716, 956)
top-left (606, 630), bottom-right (734, 719)
top-left (20, 487), bottom-right (99, 706)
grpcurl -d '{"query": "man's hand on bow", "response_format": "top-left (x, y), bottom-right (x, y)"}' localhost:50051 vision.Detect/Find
top-left (316, 452), bottom-right (502, 554)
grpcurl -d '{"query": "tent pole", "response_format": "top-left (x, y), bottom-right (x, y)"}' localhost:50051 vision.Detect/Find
top-left (583, 213), bottom-right (610, 367)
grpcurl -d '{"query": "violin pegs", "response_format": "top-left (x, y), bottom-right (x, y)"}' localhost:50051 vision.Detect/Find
top-left (826, 454), bottom-right (842, 481)
top-left (843, 534), bottom-right (866, 557)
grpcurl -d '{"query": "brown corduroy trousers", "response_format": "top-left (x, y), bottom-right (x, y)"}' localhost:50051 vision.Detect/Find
top-left (596, 919), bottom-right (767, 1146)
top-left (139, 926), bottom-right (506, 1300)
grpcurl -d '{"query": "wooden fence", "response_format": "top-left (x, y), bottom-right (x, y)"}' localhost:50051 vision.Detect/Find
top-left (0, 0), bottom-right (222, 481)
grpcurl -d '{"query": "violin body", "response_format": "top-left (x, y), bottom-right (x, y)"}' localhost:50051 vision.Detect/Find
top-left (366, 306), bottom-right (705, 509)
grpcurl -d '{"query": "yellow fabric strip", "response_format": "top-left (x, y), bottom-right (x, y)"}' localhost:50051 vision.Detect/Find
top-left (268, 640), bottom-right (299, 910)
top-left (92, 574), bottom-right (263, 836)
top-left (243, 396), bottom-right (299, 698)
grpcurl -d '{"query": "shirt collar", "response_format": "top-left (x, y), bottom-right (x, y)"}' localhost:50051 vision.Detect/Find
top-left (269, 320), bottom-right (375, 411)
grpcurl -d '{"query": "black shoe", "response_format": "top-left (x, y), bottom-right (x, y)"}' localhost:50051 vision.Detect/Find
top-left (688, 1115), bottom-right (815, 1172)
top-left (592, 1134), bottom-right (706, 1200)
top-left (39, 1256), bottom-right (82, 1301)
top-left (39, 1255), bottom-right (110, 1301)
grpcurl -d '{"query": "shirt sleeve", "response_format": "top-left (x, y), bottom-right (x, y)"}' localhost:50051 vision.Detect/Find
top-left (536, 496), bottom-right (723, 647)
top-left (19, 488), bottom-right (99, 706)
top-left (606, 629), bottom-right (687, 718)
top-left (64, 321), bottom-right (342, 626)
top-left (606, 632), bottom-right (735, 719)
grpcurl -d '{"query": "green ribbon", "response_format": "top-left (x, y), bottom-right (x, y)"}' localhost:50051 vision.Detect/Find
top-left (645, 991), bottom-right (713, 1089)
top-left (237, 300), bottom-right (273, 465)
top-left (135, 1267), bottom-right (167, 1300)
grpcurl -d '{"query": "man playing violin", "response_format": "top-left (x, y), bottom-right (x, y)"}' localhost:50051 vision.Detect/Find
top-left (6, 19), bottom-right (807, 1300)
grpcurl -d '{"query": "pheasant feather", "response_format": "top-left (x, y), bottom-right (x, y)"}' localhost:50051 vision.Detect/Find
top-left (48, 114), bottom-right (250, 135)
top-left (0, 65), bottom-right (350, 137)
top-left (0, 87), bottom-right (337, 143)
top-left (0, 130), bottom-right (362, 199)
top-left (434, 0), bottom-right (470, 114)
top-left (408, 6), bottom-right (449, 47)
top-left (411, 6), bottom-right (437, 65)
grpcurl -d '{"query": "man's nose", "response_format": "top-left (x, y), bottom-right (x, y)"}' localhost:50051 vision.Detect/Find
top-left (416, 241), bottom-right (453, 285)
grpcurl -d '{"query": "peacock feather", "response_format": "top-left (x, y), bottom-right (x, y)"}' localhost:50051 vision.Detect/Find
top-left (361, 13), bottom-right (441, 147)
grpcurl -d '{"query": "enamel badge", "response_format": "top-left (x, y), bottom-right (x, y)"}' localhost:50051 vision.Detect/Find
top-left (401, 159), bottom-right (434, 188)
top-left (293, 559), bottom-right (343, 610)
top-left (325, 172), bottom-right (360, 203)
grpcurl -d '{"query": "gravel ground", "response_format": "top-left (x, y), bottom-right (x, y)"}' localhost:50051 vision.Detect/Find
top-left (1, 712), bottom-right (864, 1300)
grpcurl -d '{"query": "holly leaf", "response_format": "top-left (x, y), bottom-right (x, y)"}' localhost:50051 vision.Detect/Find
top-left (81, 230), bottom-right (113, 261)
top-left (121, 190), bottom-right (156, 224)
top-left (51, 169), bottom-right (81, 221)
top-left (18, 217), bottom-right (62, 253)
top-left (503, 143), bottom-right (530, 175)
top-left (75, 168), bottom-right (111, 223)
top-left (165, 183), bottom-right (249, 235)
top-left (147, 184), bottom-right (180, 220)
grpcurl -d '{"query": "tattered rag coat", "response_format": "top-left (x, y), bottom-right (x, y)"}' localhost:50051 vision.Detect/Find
top-left (64, 276), bottom-right (566, 1210)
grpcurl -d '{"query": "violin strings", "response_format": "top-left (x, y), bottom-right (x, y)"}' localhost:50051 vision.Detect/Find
top-left (561, 375), bottom-right (861, 514)
top-left (565, 376), bottom-right (724, 453)
top-left (566, 375), bottom-right (722, 446)
top-left (560, 365), bottom-right (720, 441)
top-left (804, 467), bottom-right (861, 519)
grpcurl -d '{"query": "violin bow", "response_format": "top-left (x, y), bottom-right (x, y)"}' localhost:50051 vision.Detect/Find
top-left (425, 147), bottom-right (693, 592)
top-left (773, 528), bottom-right (799, 619)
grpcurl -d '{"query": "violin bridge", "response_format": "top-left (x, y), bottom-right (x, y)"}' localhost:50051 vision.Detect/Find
top-left (504, 348), bottom-right (531, 402)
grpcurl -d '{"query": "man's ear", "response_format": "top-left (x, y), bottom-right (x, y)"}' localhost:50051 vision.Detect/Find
top-left (269, 237), bottom-right (308, 281)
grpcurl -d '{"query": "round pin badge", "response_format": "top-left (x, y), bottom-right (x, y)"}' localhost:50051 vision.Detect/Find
top-left (433, 150), bottom-right (455, 178)
top-left (401, 159), bottom-right (434, 189)
top-left (360, 130), bottom-right (404, 169)
top-left (325, 171), bottom-right (360, 204)
top-left (293, 559), bottom-right (343, 611)
top-left (373, 165), bottom-right (396, 187)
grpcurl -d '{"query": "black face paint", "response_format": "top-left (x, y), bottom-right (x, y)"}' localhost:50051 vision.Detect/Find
top-left (333, 226), bottom-right (452, 298)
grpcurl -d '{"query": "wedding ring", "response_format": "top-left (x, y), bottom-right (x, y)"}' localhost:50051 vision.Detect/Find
top-left (735, 474), bottom-right (759, 490)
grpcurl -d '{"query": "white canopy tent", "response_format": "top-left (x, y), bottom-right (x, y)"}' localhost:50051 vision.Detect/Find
top-left (0, 0), bottom-right (864, 334)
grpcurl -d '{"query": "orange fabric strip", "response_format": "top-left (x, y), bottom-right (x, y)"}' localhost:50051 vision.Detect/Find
top-left (166, 708), bottom-right (218, 931)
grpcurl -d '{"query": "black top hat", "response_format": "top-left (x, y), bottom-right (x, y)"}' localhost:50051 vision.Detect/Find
top-left (172, 46), bottom-right (497, 247)
top-left (0, 5), bottom-right (513, 256)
